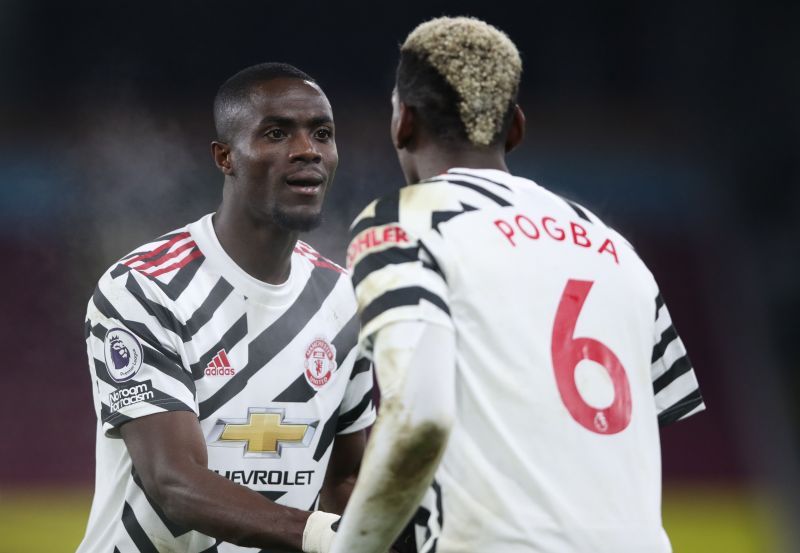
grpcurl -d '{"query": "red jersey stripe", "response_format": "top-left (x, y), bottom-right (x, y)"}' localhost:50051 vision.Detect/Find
top-left (136, 240), bottom-right (197, 272)
top-left (148, 248), bottom-right (203, 278)
top-left (124, 232), bottom-right (191, 267)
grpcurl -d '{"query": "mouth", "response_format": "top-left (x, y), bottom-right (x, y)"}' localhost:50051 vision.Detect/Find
top-left (285, 170), bottom-right (325, 196)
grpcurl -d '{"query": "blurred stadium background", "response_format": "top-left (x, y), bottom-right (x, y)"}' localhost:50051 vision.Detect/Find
top-left (1, 1), bottom-right (798, 551)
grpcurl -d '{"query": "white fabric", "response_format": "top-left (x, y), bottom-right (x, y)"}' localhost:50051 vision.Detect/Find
top-left (330, 321), bottom-right (456, 553)
top-left (346, 168), bottom-right (705, 552)
top-left (78, 214), bottom-right (376, 553)
top-left (302, 511), bottom-right (341, 553)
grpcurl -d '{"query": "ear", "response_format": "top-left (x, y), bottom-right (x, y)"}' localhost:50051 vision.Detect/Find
top-left (393, 101), bottom-right (416, 150)
top-left (211, 141), bottom-right (233, 175)
top-left (504, 104), bottom-right (526, 153)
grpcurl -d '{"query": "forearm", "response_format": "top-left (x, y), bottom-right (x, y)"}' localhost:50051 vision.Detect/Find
top-left (122, 411), bottom-right (323, 551)
top-left (333, 404), bottom-right (448, 553)
top-left (331, 321), bottom-right (456, 553)
top-left (152, 462), bottom-right (310, 550)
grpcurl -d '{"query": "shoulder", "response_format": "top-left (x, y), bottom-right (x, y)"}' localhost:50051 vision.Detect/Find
top-left (91, 225), bottom-right (199, 311)
top-left (104, 225), bottom-right (200, 282)
top-left (350, 176), bottom-right (506, 238)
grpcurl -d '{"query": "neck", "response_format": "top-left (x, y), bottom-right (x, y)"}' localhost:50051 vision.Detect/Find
top-left (408, 142), bottom-right (509, 182)
top-left (213, 187), bottom-right (297, 285)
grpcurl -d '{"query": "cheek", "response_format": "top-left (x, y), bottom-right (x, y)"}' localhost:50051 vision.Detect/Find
top-left (324, 145), bottom-right (339, 171)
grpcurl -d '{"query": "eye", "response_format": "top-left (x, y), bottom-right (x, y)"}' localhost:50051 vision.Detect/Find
top-left (314, 127), bottom-right (333, 141)
top-left (264, 128), bottom-right (287, 140)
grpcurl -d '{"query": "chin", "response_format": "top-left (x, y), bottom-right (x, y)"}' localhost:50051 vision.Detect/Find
top-left (272, 206), bottom-right (323, 232)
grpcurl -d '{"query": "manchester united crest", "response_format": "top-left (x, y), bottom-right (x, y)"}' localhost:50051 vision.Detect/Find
top-left (304, 339), bottom-right (337, 388)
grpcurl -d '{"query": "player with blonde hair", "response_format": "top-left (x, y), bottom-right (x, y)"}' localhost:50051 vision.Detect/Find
top-left (331, 16), bottom-right (703, 553)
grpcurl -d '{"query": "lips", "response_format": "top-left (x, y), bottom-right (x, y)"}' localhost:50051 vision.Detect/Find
top-left (285, 170), bottom-right (325, 196)
top-left (286, 170), bottom-right (325, 186)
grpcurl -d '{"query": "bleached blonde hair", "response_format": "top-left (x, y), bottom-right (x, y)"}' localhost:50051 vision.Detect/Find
top-left (400, 16), bottom-right (522, 146)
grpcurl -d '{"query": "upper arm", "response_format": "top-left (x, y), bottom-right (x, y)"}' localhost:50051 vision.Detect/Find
top-left (651, 292), bottom-right (705, 426)
top-left (346, 197), bottom-right (453, 357)
top-left (86, 270), bottom-right (197, 438)
top-left (120, 411), bottom-right (208, 499)
top-left (326, 429), bottom-right (367, 483)
top-left (336, 355), bottom-right (377, 435)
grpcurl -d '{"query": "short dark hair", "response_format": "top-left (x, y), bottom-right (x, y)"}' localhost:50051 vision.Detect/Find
top-left (396, 50), bottom-right (470, 144)
top-left (213, 62), bottom-right (315, 142)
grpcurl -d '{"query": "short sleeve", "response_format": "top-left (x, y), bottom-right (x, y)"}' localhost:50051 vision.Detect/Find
top-left (651, 293), bottom-right (705, 426)
top-left (347, 199), bottom-right (453, 356)
top-left (336, 356), bottom-right (377, 434)
top-left (85, 269), bottom-right (198, 437)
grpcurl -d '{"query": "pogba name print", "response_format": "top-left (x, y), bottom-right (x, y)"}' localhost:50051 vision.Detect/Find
top-left (493, 213), bottom-right (620, 264)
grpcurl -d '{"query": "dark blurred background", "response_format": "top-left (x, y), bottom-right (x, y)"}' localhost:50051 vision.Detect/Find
top-left (0, 1), bottom-right (798, 551)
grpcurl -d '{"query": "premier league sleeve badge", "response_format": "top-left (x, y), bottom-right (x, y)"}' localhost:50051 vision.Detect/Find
top-left (103, 328), bottom-right (144, 382)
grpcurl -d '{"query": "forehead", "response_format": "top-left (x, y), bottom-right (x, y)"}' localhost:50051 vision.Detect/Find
top-left (243, 78), bottom-right (333, 122)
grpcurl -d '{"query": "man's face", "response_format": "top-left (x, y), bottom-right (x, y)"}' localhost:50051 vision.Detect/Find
top-left (227, 78), bottom-right (338, 231)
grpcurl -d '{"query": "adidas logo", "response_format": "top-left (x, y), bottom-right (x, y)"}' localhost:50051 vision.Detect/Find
top-left (205, 349), bottom-right (236, 377)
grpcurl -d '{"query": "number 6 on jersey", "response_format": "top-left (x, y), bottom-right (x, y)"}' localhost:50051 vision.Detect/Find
top-left (551, 279), bottom-right (632, 434)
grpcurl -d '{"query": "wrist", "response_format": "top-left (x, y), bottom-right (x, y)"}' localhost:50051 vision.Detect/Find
top-left (302, 510), bottom-right (340, 553)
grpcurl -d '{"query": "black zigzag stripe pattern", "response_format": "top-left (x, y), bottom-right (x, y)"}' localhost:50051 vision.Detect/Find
top-left (94, 359), bottom-right (195, 429)
top-left (89, 322), bottom-right (194, 397)
top-left (124, 273), bottom-right (233, 343)
top-left (431, 202), bottom-right (478, 232)
top-left (351, 245), bottom-right (419, 288)
top-left (653, 355), bottom-right (693, 395)
top-left (110, 249), bottom-right (205, 302)
top-left (198, 266), bottom-right (341, 419)
top-left (351, 193), bottom-right (400, 237)
top-left (121, 502), bottom-right (159, 553)
top-left (350, 358), bottom-right (371, 380)
top-left (313, 411), bottom-right (340, 462)
top-left (336, 390), bottom-right (373, 433)
top-left (272, 311), bottom-right (361, 403)
top-left (257, 491), bottom-right (287, 502)
top-left (92, 288), bottom-right (183, 368)
top-left (361, 286), bottom-right (450, 327)
top-left (658, 389), bottom-right (704, 426)
top-left (429, 178), bottom-right (511, 207)
top-left (149, 253), bottom-right (206, 301)
top-left (444, 170), bottom-right (511, 191)
top-left (651, 293), bottom-right (704, 426)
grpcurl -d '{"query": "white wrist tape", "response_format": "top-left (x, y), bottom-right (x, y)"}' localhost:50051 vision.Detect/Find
top-left (302, 511), bottom-right (340, 553)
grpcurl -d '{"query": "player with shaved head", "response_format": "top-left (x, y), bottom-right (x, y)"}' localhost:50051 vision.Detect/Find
top-left (78, 63), bottom-right (376, 553)
top-left (332, 17), bottom-right (704, 553)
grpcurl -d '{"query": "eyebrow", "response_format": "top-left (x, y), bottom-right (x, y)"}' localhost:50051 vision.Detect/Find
top-left (258, 115), bottom-right (333, 127)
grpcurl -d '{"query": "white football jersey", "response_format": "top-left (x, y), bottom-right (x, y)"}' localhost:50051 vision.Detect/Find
top-left (347, 168), bottom-right (704, 553)
top-left (78, 214), bottom-right (375, 553)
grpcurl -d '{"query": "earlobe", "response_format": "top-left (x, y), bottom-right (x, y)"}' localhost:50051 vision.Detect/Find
top-left (504, 105), bottom-right (526, 153)
top-left (211, 141), bottom-right (233, 175)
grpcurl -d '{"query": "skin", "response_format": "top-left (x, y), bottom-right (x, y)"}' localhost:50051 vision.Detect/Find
top-left (120, 76), bottom-right (364, 550)
top-left (212, 77), bottom-right (339, 284)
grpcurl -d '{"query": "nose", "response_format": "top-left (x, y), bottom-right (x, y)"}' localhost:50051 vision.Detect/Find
top-left (289, 133), bottom-right (322, 163)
